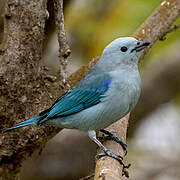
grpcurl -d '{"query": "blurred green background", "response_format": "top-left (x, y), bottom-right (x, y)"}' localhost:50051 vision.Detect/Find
top-left (1, 0), bottom-right (180, 179)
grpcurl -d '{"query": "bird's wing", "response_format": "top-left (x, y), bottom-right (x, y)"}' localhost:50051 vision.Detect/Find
top-left (38, 73), bottom-right (112, 124)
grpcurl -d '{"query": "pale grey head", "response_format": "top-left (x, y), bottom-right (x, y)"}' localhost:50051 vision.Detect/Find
top-left (87, 37), bottom-right (150, 75)
top-left (100, 37), bottom-right (150, 68)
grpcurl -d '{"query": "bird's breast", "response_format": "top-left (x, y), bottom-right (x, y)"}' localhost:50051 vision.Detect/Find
top-left (106, 69), bottom-right (141, 113)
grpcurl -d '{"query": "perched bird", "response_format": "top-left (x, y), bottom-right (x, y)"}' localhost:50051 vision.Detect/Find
top-left (5, 37), bottom-right (150, 164)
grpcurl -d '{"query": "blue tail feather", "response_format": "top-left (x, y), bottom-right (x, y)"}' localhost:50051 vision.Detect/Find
top-left (4, 117), bottom-right (39, 132)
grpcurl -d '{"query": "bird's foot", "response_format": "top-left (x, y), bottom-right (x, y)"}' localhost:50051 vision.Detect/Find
top-left (98, 129), bottom-right (127, 156)
top-left (96, 150), bottom-right (123, 162)
top-left (96, 150), bottom-right (131, 178)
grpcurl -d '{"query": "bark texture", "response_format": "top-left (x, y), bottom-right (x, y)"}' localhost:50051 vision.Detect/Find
top-left (94, 0), bottom-right (180, 179)
top-left (53, 0), bottom-right (71, 81)
top-left (0, 0), bottom-right (68, 179)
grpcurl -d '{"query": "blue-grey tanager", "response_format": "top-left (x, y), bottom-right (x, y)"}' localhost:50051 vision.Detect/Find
top-left (5, 37), bottom-right (150, 164)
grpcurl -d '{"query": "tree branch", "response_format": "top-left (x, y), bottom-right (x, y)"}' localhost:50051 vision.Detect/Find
top-left (94, 0), bottom-right (180, 179)
top-left (134, 0), bottom-right (180, 58)
top-left (53, 0), bottom-right (71, 82)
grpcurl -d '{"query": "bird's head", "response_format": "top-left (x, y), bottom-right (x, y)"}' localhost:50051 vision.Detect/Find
top-left (102, 37), bottom-right (150, 66)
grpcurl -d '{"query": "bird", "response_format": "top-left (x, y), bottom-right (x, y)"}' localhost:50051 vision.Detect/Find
top-left (5, 37), bottom-right (150, 165)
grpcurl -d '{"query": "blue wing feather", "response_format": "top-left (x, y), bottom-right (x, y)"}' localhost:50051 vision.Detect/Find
top-left (38, 73), bottom-right (112, 125)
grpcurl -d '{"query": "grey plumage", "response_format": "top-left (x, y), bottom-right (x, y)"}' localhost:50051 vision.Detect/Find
top-left (46, 37), bottom-right (143, 131)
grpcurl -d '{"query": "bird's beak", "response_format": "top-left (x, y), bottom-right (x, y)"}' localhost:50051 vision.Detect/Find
top-left (131, 40), bottom-right (150, 52)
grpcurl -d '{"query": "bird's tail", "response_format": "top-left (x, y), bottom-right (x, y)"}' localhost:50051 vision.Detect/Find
top-left (4, 117), bottom-right (40, 132)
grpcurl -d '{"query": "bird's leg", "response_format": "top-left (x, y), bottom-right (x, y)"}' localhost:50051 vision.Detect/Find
top-left (98, 129), bottom-right (127, 156)
top-left (88, 130), bottom-right (130, 168)
top-left (89, 130), bottom-right (130, 177)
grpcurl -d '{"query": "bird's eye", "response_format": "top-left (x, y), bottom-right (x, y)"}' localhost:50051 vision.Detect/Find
top-left (137, 42), bottom-right (140, 45)
top-left (121, 46), bottom-right (128, 52)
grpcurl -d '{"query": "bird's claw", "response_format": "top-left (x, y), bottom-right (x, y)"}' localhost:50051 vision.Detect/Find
top-left (122, 163), bottom-right (131, 178)
top-left (98, 130), bottom-right (128, 156)
top-left (96, 150), bottom-right (123, 162)
top-left (95, 151), bottom-right (131, 178)
top-left (121, 142), bottom-right (127, 156)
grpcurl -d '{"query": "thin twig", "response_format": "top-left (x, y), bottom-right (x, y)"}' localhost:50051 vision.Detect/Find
top-left (167, 24), bottom-right (180, 33)
top-left (79, 173), bottom-right (95, 180)
top-left (160, 24), bottom-right (180, 40)
top-left (53, 0), bottom-right (71, 82)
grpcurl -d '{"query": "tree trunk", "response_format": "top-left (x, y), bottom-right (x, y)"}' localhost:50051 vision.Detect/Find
top-left (0, 0), bottom-right (67, 178)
